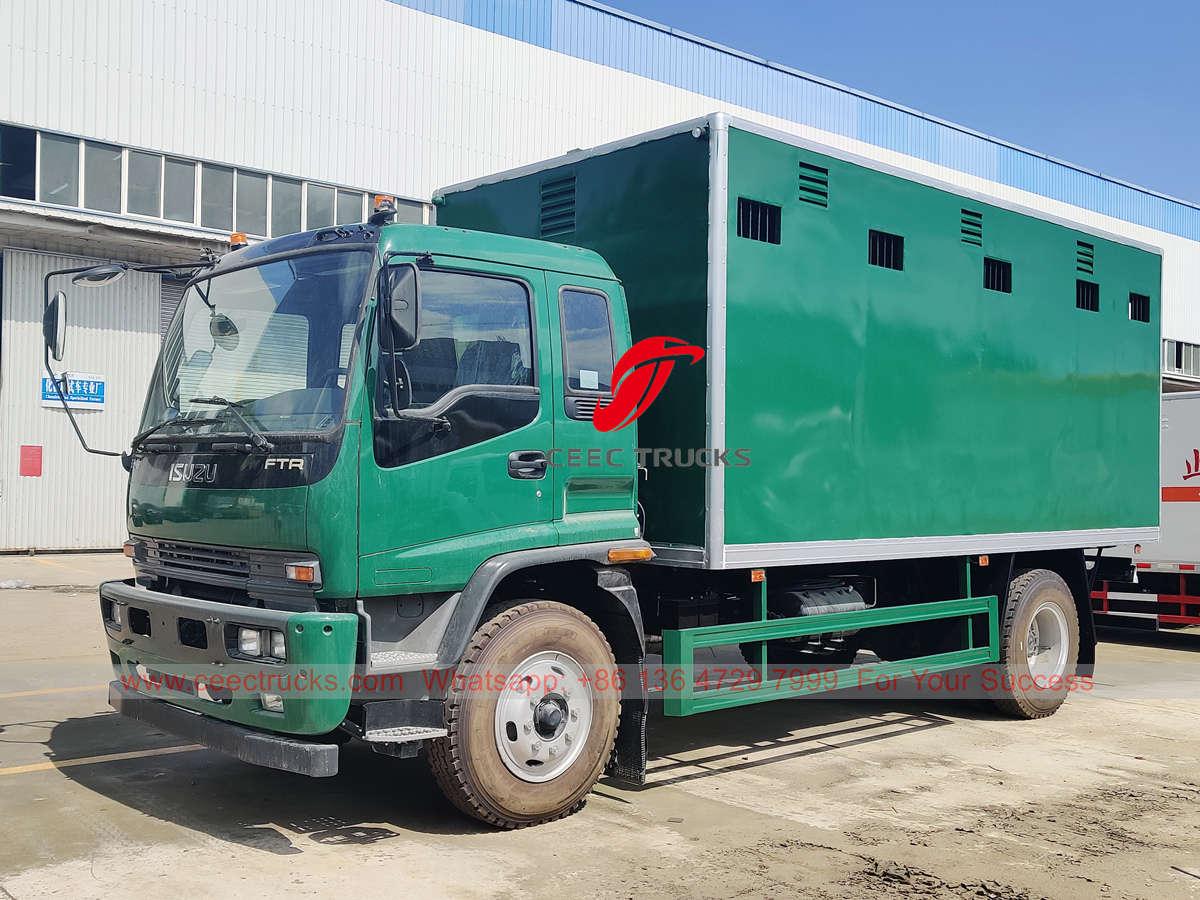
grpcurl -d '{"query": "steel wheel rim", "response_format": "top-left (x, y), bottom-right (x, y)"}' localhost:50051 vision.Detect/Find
top-left (1026, 601), bottom-right (1069, 681)
top-left (494, 650), bottom-right (591, 783)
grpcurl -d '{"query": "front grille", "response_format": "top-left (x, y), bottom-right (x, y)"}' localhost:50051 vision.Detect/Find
top-left (131, 537), bottom-right (319, 611)
top-left (148, 540), bottom-right (253, 580)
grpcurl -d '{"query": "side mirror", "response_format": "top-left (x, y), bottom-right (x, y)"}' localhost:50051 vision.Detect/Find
top-left (71, 263), bottom-right (127, 288)
top-left (382, 262), bottom-right (420, 351)
top-left (43, 290), bottom-right (67, 361)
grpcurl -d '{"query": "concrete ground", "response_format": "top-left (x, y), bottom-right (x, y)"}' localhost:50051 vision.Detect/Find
top-left (2, 554), bottom-right (1200, 899)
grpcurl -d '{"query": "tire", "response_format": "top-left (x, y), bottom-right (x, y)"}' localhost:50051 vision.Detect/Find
top-left (427, 600), bottom-right (620, 828)
top-left (992, 568), bottom-right (1080, 719)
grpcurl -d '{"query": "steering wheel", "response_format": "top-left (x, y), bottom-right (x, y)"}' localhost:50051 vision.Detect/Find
top-left (314, 366), bottom-right (347, 389)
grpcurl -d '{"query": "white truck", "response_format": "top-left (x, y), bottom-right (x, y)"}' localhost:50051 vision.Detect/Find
top-left (1093, 392), bottom-right (1200, 630)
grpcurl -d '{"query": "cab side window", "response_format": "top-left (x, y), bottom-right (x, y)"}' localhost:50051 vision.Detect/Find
top-left (561, 288), bottom-right (615, 420)
top-left (374, 269), bottom-right (538, 468)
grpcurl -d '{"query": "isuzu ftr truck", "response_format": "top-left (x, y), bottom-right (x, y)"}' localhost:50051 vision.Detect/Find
top-left (45, 115), bottom-right (1162, 828)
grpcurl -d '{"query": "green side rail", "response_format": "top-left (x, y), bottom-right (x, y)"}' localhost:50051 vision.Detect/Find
top-left (661, 565), bottom-right (1000, 717)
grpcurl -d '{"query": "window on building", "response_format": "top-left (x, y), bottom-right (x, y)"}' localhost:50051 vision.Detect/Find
top-left (271, 177), bottom-right (301, 236)
top-left (736, 198), bottom-right (781, 244)
top-left (201, 164), bottom-right (233, 230)
top-left (163, 157), bottom-right (196, 222)
top-left (306, 184), bottom-right (334, 229)
top-left (84, 142), bottom-right (123, 213)
top-left (984, 257), bottom-right (1012, 294)
top-left (127, 150), bottom-right (162, 217)
top-left (235, 170), bottom-right (268, 235)
top-left (561, 289), bottom-right (615, 393)
top-left (39, 133), bottom-right (80, 206)
top-left (1129, 292), bottom-right (1151, 324)
top-left (0, 124), bottom-right (37, 200)
top-left (336, 190), bottom-right (364, 225)
top-left (868, 229), bottom-right (904, 270)
top-left (1076, 279), bottom-right (1100, 313)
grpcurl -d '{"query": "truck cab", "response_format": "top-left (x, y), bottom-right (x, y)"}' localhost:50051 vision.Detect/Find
top-left (80, 222), bottom-right (650, 827)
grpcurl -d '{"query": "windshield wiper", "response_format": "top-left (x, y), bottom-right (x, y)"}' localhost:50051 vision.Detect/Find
top-left (189, 397), bottom-right (275, 451)
top-left (131, 415), bottom-right (223, 450)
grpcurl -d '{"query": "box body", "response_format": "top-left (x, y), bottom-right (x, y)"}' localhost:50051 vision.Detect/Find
top-left (438, 115), bottom-right (1162, 568)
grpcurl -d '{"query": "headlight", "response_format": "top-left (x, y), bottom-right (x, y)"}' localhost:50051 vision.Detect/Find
top-left (238, 627), bottom-right (261, 656)
top-left (270, 630), bottom-right (286, 660)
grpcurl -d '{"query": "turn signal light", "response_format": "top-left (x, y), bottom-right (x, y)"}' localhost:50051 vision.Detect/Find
top-left (607, 547), bottom-right (654, 564)
top-left (229, 232), bottom-right (248, 249)
top-left (122, 541), bottom-right (136, 558)
top-left (750, 569), bottom-right (765, 583)
top-left (285, 562), bottom-right (321, 584)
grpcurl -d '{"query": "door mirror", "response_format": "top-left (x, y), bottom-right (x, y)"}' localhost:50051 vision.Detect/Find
top-left (43, 290), bottom-right (67, 361)
top-left (70, 263), bottom-right (127, 288)
top-left (382, 262), bottom-right (420, 351)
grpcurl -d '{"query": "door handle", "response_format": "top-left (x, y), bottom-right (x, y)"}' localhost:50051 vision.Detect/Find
top-left (508, 450), bottom-right (548, 480)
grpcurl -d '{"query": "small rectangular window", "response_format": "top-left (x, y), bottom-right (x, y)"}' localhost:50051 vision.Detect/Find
top-left (868, 229), bottom-right (904, 270)
top-left (235, 170), bottom-right (268, 235)
top-left (127, 150), bottom-right (162, 217)
top-left (1076, 279), bottom-right (1100, 313)
top-left (561, 289), bottom-right (615, 393)
top-left (336, 189), bottom-right (364, 225)
top-left (271, 177), bottom-right (301, 236)
top-left (39, 133), bottom-right (80, 206)
top-left (201, 164), bottom-right (233, 230)
top-left (307, 184), bottom-right (334, 229)
top-left (84, 142), bottom-right (122, 213)
top-left (0, 124), bottom-right (37, 200)
top-left (984, 257), bottom-right (1012, 294)
top-left (163, 157), bottom-right (196, 222)
top-left (1129, 292), bottom-right (1150, 323)
top-left (736, 198), bottom-right (781, 244)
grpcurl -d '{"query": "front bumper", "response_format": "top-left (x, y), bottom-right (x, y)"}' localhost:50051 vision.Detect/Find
top-left (109, 681), bottom-right (339, 776)
top-left (100, 579), bottom-right (358, 735)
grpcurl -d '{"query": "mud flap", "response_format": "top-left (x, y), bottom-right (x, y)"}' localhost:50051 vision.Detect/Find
top-left (606, 662), bottom-right (648, 785)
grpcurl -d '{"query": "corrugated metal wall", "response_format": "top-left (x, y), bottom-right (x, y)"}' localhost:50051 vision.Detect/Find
top-left (0, 250), bottom-right (159, 550)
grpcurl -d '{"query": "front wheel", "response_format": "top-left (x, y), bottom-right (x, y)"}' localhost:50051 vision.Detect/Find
top-left (992, 568), bottom-right (1080, 719)
top-left (428, 601), bottom-right (620, 828)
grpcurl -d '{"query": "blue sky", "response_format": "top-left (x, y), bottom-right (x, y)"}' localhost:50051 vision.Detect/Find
top-left (607, 0), bottom-right (1199, 204)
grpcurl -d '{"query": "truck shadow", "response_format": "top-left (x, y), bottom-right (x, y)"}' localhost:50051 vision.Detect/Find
top-left (1096, 625), bottom-right (1200, 654)
top-left (46, 698), bottom-right (965, 849)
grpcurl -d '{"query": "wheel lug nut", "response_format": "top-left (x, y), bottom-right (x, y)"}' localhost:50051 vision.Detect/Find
top-left (548, 747), bottom-right (557, 757)
top-left (523, 723), bottom-right (532, 734)
top-left (531, 742), bottom-right (541, 753)
top-left (570, 710), bottom-right (579, 721)
top-left (564, 734), bottom-right (573, 745)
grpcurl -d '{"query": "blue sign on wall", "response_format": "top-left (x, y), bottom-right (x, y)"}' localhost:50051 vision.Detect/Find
top-left (40, 373), bottom-right (106, 411)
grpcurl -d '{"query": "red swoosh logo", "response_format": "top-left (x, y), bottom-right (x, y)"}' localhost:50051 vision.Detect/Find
top-left (593, 336), bottom-right (705, 432)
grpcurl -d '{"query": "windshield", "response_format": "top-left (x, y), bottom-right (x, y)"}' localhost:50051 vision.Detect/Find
top-left (141, 248), bottom-right (373, 437)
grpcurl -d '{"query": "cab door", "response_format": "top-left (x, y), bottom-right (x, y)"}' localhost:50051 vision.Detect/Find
top-left (542, 273), bottom-right (639, 544)
top-left (358, 259), bottom-right (555, 592)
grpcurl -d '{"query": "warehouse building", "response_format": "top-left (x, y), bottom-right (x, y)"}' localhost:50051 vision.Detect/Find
top-left (2, 0), bottom-right (1198, 550)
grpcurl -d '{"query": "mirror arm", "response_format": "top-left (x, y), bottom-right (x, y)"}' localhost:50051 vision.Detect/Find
top-left (42, 361), bottom-right (123, 458)
top-left (41, 267), bottom-right (125, 460)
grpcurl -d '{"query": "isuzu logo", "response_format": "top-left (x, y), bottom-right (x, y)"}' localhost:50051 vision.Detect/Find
top-left (265, 458), bottom-right (305, 471)
top-left (168, 462), bottom-right (218, 483)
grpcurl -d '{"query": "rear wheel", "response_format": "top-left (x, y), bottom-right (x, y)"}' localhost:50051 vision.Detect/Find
top-left (428, 600), bottom-right (620, 828)
top-left (992, 568), bottom-right (1080, 719)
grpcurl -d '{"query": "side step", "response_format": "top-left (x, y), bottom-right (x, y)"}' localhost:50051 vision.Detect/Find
top-left (368, 650), bottom-right (438, 671)
top-left (363, 725), bottom-right (447, 743)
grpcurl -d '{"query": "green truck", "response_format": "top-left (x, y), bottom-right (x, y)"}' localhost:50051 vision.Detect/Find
top-left (46, 115), bottom-right (1161, 828)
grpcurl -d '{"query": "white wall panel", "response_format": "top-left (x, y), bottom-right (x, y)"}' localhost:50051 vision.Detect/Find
top-left (0, 250), bottom-right (159, 550)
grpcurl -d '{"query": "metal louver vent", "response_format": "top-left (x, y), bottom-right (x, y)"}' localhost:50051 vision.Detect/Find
top-left (797, 161), bottom-right (829, 207)
top-left (539, 174), bottom-right (576, 238)
top-left (573, 397), bottom-right (599, 420)
top-left (1076, 241), bottom-right (1095, 275)
top-left (961, 209), bottom-right (983, 246)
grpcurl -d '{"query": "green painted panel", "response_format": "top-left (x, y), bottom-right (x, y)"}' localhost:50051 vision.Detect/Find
top-left (439, 132), bottom-right (712, 547)
top-left (723, 127), bottom-right (1161, 545)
